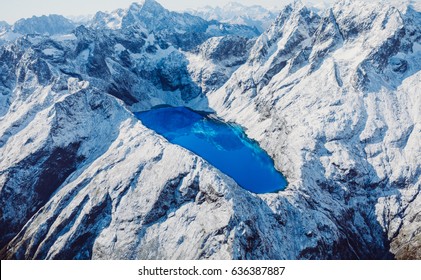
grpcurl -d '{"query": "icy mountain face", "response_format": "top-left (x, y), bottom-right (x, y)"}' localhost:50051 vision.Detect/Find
top-left (187, 2), bottom-right (279, 33)
top-left (186, 35), bottom-right (255, 94)
top-left (0, 0), bottom-right (420, 260)
top-left (0, 81), bottom-right (276, 260)
top-left (0, 21), bottom-right (11, 45)
top-left (0, 24), bottom-right (209, 122)
top-left (0, 21), bottom-right (9, 32)
top-left (67, 14), bottom-right (94, 25)
top-left (12, 15), bottom-right (76, 35)
top-left (89, 0), bottom-right (259, 50)
top-left (0, 15), bottom-right (76, 46)
top-left (209, 0), bottom-right (421, 259)
top-left (90, 0), bottom-right (201, 30)
top-left (0, 25), bottom-right (247, 259)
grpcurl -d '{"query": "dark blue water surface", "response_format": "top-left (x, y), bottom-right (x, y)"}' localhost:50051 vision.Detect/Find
top-left (135, 107), bottom-right (287, 193)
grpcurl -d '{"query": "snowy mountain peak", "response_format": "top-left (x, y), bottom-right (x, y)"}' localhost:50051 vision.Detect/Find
top-left (330, 0), bottom-right (406, 50)
top-left (207, 0), bottom-right (420, 259)
top-left (187, 2), bottom-right (279, 33)
top-left (311, 7), bottom-right (342, 46)
top-left (0, 14), bottom-right (76, 46)
top-left (271, 2), bottom-right (311, 28)
top-left (89, 1), bottom-right (259, 50)
top-left (11, 14), bottom-right (75, 35)
top-left (0, 21), bottom-right (10, 29)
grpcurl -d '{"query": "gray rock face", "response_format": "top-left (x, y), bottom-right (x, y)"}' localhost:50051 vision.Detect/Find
top-left (0, 0), bottom-right (420, 260)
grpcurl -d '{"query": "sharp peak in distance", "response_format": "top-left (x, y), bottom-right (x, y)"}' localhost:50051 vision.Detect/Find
top-left (129, 0), bottom-right (165, 10)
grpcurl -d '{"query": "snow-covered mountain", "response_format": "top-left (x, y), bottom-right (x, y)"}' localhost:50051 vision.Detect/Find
top-left (186, 35), bottom-right (255, 93)
top-left (12, 14), bottom-right (75, 35)
top-left (67, 14), bottom-right (94, 25)
top-left (209, 0), bottom-right (421, 259)
top-left (0, 0), bottom-right (420, 260)
top-left (187, 2), bottom-right (279, 33)
top-left (89, 0), bottom-right (259, 50)
top-left (0, 21), bottom-right (13, 45)
top-left (0, 15), bottom-right (76, 46)
top-left (0, 21), bottom-right (9, 32)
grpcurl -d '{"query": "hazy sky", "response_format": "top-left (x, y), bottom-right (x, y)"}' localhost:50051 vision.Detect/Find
top-left (0, 0), bottom-right (291, 24)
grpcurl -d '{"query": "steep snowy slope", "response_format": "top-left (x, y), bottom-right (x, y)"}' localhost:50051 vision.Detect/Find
top-left (209, 0), bottom-right (421, 259)
top-left (0, 81), bottom-right (285, 260)
top-left (89, 0), bottom-right (259, 50)
top-left (67, 14), bottom-right (94, 25)
top-left (0, 20), bottom-right (277, 259)
top-left (186, 35), bottom-right (255, 94)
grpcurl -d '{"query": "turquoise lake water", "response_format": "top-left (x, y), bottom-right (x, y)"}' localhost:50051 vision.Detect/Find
top-left (135, 107), bottom-right (287, 193)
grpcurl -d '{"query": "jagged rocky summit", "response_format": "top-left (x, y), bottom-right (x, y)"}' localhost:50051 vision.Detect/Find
top-left (0, 0), bottom-right (420, 260)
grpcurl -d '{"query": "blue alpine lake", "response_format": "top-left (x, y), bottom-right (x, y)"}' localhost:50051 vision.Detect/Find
top-left (135, 107), bottom-right (287, 194)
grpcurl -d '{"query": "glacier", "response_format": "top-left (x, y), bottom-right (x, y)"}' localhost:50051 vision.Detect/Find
top-left (0, 0), bottom-right (420, 260)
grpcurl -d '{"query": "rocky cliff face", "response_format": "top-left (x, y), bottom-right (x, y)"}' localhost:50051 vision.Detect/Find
top-left (186, 35), bottom-right (255, 94)
top-left (0, 0), bottom-right (420, 260)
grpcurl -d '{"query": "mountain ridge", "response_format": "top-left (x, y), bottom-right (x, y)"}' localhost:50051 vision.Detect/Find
top-left (89, 0), bottom-right (259, 50)
top-left (186, 2), bottom-right (279, 33)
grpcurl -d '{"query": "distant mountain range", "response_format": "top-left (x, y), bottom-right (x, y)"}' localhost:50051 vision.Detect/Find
top-left (0, 1), bottom-right (259, 50)
top-left (88, 0), bottom-right (259, 50)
